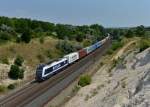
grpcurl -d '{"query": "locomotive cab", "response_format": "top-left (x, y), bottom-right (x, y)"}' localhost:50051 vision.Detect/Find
top-left (35, 64), bottom-right (45, 82)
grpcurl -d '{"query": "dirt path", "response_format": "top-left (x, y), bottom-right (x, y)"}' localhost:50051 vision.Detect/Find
top-left (111, 40), bottom-right (137, 61)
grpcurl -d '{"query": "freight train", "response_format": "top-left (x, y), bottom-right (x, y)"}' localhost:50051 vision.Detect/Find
top-left (36, 35), bottom-right (110, 82)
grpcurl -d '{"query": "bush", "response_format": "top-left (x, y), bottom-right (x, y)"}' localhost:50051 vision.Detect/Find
top-left (83, 39), bottom-right (92, 47)
top-left (56, 40), bottom-right (75, 54)
top-left (0, 32), bottom-right (11, 41)
top-left (9, 65), bottom-right (25, 79)
top-left (78, 75), bottom-right (91, 87)
top-left (7, 84), bottom-right (16, 90)
top-left (14, 56), bottom-right (24, 66)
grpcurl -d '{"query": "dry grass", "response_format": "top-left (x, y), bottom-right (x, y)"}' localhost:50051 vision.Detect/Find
top-left (0, 37), bottom-right (61, 69)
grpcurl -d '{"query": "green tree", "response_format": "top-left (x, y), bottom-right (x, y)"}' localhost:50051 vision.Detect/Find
top-left (9, 65), bottom-right (25, 79)
top-left (125, 30), bottom-right (134, 38)
top-left (21, 29), bottom-right (31, 43)
top-left (135, 25), bottom-right (145, 36)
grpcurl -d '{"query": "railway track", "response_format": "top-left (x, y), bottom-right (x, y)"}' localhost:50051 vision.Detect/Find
top-left (0, 39), bottom-right (111, 107)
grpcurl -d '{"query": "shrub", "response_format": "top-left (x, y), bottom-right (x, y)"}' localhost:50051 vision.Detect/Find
top-left (56, 40), bottom-right (75, 54)
top-left (83, 39), bottom-right (92, 47)
top-left (9, 65), bottom-right (25, 79)
top-left (0, 32), bottom-right (11, 41)
top-left (7, 84), bottom-right (16, 90)
top-left (14, 56), bottom-right (24, 66)
top-left (78, 75), bottom-right (91, 87)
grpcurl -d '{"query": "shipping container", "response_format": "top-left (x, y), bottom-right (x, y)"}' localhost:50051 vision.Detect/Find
top-left (64, 52), bottom-right (79, 64)
top-left (94, 41), bottom-right (102, 48)
top-left (85, 44), bottom-right (96, 54)
top-left (78, 49), bottom-right (87, 59)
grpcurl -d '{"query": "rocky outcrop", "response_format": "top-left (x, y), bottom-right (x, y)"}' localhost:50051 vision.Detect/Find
top-left (64, 48), bottom-right (150, 107)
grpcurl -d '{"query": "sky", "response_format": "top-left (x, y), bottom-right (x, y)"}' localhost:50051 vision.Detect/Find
top-left (0, 0), bottom-right (150, 27)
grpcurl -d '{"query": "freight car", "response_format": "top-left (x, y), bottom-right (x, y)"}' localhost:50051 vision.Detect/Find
top-left (78, 49), bottom-right (87, 59)
top-left (64, 52), bottom-right (79, 64)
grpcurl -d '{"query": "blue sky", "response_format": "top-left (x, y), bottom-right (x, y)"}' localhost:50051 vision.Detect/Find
top-left (0, 0), bottom-right (150, 27)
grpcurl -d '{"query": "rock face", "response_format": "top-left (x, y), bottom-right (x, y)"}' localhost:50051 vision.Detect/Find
top-left (63, 48), bottom-right (150, 107)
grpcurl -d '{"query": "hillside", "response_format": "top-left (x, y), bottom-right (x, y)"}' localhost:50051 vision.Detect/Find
top-left (63, 38), bottom-right (150, 107)
top-left (0, 36), bottom-right (84, 87)
top-left (0, 16), bottom-right (107, 93)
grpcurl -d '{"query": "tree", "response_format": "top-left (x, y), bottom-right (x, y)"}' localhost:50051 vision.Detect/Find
top-left (125, 30), bottom-right (134, 38)
top-left (9, 65), bottom-right (25, 79)
top-left (21, 29), bottom-right (31, 43)
top-left (135, 25), bottom-right (145, 36)
top-left (75, 32), bottom-right (84, 42)
top-left (56, 40), bottom-right (75, 54)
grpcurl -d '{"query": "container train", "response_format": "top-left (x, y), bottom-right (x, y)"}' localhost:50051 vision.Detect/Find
top-left (36, 35), bottom-right (110, 82)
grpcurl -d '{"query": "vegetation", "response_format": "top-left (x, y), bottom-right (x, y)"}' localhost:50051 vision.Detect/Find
top-left (8, 65), bottom-right (24, 79)
top-left (7, 84), bottom-right (16, 90)
top-left (0, 85), bottom-right (7, 93)
top-left (107, 40), bottom-right (124, 55)
top-left (0, 16), bottom-right (106, 45)
top-left (72, 85), bottom-right (80, 93)
top-left (139, 38), bottom-right (150, 52)
top-left (78, 75), bottom-right (91, 87)
top-left (20, 29), bottom-right (31, 43)
top-left (56, 40), bottom-right (76, 55)
top-left (0, 57), bottom-right (9, 64)
top-left (14, 55), bottom-right (24, 66)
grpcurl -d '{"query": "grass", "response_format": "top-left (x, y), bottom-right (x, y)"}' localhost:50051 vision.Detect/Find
top-left (0, 37), bottom-right (60, 68)
top-left (0, 56), bottom-right (9, 64)
top-left (138, 38), bottom-right (150, 52)
top-left (72, 85), bottom-right (80, 93)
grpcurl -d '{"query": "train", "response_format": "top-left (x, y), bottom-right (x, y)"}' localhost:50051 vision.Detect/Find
top-left (36, 35), bottom-right (110, 82)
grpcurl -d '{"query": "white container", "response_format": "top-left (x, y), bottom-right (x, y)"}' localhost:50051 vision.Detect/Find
top-left (64, 52), bottom-right (79, 64)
